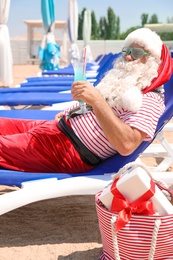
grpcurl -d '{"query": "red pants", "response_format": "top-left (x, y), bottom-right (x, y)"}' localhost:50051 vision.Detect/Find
top-left (0, 118), bottom-right (93, 173)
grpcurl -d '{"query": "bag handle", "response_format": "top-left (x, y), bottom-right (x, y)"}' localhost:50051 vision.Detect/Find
top-left (111, 214), bottom-right (161, 260)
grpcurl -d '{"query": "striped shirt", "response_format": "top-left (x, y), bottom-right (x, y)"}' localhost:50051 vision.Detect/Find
top-left (65, 91), bottom-right (165, 159)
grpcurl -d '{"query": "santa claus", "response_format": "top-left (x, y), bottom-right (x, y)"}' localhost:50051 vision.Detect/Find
top-left (96, 28), bottom-right (173, 112)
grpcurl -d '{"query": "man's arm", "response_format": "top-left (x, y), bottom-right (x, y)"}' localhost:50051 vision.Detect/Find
top-left (91, 98), bottom-right (146, 155)
top-left (71, 80), bottom-right (147, 156)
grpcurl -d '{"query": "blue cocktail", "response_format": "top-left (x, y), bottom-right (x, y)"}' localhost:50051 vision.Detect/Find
top-left (72, 59), bottom-right (88, 113)
top-left (73, 62), bottom-right (86, 81)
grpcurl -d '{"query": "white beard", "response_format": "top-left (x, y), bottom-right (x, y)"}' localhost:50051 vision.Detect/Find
top-left (96, 56), bottom-right (160, 112)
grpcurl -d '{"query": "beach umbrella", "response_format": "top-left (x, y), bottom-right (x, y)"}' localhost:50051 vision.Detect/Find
top-left (38, 0), bottom-right (60, 70)
top-left (82, 9), bottom-right (93, 62)
top-left (67, 0), bottom-right (80, 62)
top-left (0, 0), bottom-right (13, 87)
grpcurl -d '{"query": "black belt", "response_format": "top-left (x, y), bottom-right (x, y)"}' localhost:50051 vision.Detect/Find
top-left (58, 116), bottom-right (102, 166)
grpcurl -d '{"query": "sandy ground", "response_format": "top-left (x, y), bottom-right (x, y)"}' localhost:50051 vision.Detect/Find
top-left (0, 64), bottom-right (172, 260)
top-left (11, 64), bottom-right (41, 86)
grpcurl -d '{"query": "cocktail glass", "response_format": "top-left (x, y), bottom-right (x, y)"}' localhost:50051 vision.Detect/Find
top-left (72, 58), bottom-right (88, 114)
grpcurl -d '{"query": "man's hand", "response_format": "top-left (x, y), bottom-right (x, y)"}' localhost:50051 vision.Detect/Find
top-left (71, 81), bottom-right (103, 106)
top-left (54, 111), bottom-right (64, 121)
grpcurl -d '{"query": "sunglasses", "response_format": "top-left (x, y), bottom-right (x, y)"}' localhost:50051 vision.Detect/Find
top-left (122, 47), bottom-right (150, 60)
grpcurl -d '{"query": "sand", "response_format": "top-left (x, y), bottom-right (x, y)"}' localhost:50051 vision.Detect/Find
top-left (0, 64), bottom-right (172, 260)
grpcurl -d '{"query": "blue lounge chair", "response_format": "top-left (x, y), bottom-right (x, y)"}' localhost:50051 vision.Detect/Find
top-left (19, 53), bottom-right (120, 88)
top-left (0, 92), bottom-right (73, 106)
top-left (0, 75), bottom-right (172, 215)
top-left (0, 109), bottom-right (60, 120)
top-left (0, 86), bottom-right (72, 93)
top-left (0, 54), bottom-right (119, 107)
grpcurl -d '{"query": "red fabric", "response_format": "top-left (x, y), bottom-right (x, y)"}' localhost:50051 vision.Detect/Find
top-left (110, 178), bottom-right (155, 232)
top-left (0, 118), bottom-right (93, 173)
top-left (142, 44), bottom-right (173, 94)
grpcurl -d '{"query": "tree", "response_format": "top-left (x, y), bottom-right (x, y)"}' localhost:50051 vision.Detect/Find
top-left (78, 8), bottom-right (172, 40)
top-left (167, 17), bottom-right (173, 23)
top-left (78, 8), bottom-right (86, 40)
top-left (99, 16), bottom-right (107, 39)
top-left (91, 11), bottom-right (99, 39)
top-left (141, 13), bottom-right (149, 27)
top-left (119, 26), bottom-right (141, 39)
top-left (115, 16), bottom-right (120, 39)
top-left (148, 14), bottom-right (159, 24)
top-left (106, 7), bottom-right (116, 39)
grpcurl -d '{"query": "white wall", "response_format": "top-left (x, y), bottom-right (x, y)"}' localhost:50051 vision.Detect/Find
top-left (10, 39), bottom-right (173, 65)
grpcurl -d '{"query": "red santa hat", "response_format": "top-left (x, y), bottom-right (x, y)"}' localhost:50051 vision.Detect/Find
top-left (123, 28), bottom-right (173, 93)
top-left (143, 43), bottom-right (173, 94)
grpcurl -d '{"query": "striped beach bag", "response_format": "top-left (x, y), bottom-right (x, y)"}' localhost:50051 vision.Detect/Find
top-left (95, 163), bottom-right (173, 260)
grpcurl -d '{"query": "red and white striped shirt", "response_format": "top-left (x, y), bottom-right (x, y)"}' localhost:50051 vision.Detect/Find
top-left (65, 91), bottom-right (165, 159)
